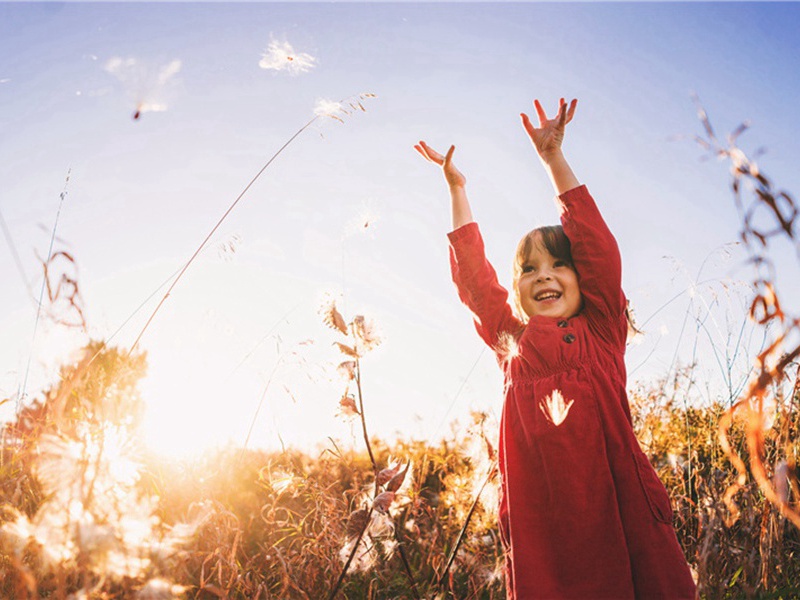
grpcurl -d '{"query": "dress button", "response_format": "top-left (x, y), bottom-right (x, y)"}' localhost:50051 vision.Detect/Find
top-left (557, 320), bottom-right (569, 328)
top-left (563, 333), bottom-right (576, 344)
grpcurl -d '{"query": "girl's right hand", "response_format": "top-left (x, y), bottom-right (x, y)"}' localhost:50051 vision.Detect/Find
top-left (414, 141), bottom-right (467, 188)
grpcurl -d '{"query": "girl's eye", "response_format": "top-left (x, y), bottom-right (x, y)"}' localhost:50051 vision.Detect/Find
top-left (554, 260), bottom-right (569, 268)
top-left (521, 265), bottom-right (534, 274)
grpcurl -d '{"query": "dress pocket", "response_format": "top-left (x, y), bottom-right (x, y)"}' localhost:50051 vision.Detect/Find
top-left (632, 450), bottom-right (674, 524)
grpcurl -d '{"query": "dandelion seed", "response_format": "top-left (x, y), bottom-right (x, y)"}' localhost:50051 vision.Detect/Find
top-left (339, 535), bottom-right (378, 572)
top-left (368, 509), bottom-right (395, 539)
top-left (259, 40), bottom-right (316, 74)
top-left (269, 470), bottom-right (298, 495)
top-left (343, 204), bottom-right (380, 238)
top-left (104, 56), bottom-right (181, 119)
top-left (540, 389), bottom-right (575, 426)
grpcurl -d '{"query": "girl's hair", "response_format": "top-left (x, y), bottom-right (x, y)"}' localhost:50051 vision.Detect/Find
top-left (511, 225), bottom-right (643, 343)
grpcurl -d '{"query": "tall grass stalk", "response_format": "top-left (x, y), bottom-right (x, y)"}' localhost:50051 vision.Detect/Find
top-left (128, 93), bottom-right (374, 355)
top-left (18, 170), bottom-right (71, 413)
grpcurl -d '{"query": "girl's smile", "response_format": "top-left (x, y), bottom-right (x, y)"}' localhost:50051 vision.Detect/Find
top-left (517, 236), bottom-right (582, 319)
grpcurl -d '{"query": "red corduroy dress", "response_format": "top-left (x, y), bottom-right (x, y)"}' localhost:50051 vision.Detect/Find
top-left (447, 185), bottom-right (697, 599)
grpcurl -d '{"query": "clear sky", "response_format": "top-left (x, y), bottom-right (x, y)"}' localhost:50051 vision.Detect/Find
top-left (2, 1), bottom-right (799, 458)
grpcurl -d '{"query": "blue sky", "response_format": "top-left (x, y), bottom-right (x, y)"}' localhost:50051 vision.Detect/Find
top-left (2, 2), bottom-right (799, 456)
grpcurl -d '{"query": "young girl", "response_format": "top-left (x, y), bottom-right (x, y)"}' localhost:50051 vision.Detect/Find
top-left (415, 99), bottom-right (697, 599)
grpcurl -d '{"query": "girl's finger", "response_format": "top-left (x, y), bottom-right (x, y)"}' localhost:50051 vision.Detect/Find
top-left (444, 144), bottom-right (456, 166)
top-left (567, 98), bottom-right (578, 123)
top-left (520, 113), bottom-right (536, 139)
top-left (557, 101), bottom-right (568, 125)
top-left (533, 99), bottom-right (547, 126)
top-left (417, 141), bottom-right (443, 164)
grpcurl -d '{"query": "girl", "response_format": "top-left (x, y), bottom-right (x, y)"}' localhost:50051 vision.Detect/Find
top-left (415, 99), bottom-right (697, 599)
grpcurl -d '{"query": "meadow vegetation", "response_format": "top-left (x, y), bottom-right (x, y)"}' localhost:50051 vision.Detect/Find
top-left (1, 107), bottom-right (799, 598)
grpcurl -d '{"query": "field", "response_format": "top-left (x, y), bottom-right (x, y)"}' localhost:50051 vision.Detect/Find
top-left (2, 92), bottom-right (800, 599)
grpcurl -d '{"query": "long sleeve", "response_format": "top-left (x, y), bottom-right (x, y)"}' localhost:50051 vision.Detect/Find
top-left (448, 222), bottom-right (523, 349)
top-left (557, 185), bottom-right (626, 320)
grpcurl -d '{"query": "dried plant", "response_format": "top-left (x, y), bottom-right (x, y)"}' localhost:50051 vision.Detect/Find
top-left (693, 98), bottom-right (800, 531)
top-left (0, 344), bottom-right (204, 598)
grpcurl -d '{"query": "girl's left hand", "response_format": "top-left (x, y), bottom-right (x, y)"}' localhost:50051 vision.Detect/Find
top-left (521, 98), bottom-right (578, 162)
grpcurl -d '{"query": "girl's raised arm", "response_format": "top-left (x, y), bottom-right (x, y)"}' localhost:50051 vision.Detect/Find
top-left (415, 140), bottom-right (522, 349)
top-left (522, 99), bottom-right (627, 328)
top-left (414, 141), bottom-right (473, 230)
top-left (521, 98), bottom-right (580, 195)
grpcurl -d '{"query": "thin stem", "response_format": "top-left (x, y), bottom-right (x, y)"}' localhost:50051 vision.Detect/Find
top-left (19, 170), bottom-right (71, 412)
top-left (239, 357), bottom-right (283, 463)
top-left (355, 358), bottom-right (377, 475)
top-left (439, 462), bottom-right (496, 590)
top-left (127, 118), bottom-right (317, 355)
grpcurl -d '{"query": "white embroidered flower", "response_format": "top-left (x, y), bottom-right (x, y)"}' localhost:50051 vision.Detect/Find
top-left (540, 389), bottom-right (575, 426)
top-left (494, 332), bottom-right (520, 369)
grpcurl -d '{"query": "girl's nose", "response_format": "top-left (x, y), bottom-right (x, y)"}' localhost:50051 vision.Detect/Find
top-left (536, 270), bottom-right (552, 282)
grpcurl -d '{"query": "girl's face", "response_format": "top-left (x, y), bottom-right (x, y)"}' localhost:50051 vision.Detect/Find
top-left (517, 234), bottom-right (582, 320)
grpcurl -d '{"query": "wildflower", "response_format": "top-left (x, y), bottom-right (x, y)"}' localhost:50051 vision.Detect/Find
top-left (259, 40), bottom-right (316, 74)
top-left (540, 389), bottom-right (575, 426)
